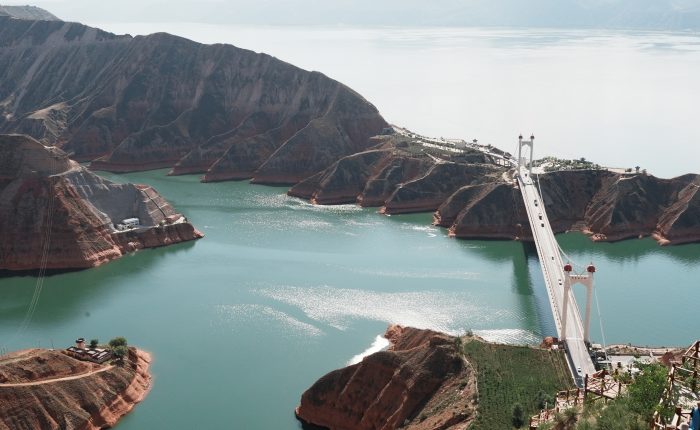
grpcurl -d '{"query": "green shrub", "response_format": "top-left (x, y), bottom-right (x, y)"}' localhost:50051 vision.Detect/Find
top-left (627, 363), bottom-right (668, 422)
top-left (112, 345), bottom-right (129, 363)
top-left (512, 403), bottom-right (525, 428)
top-left (108, 337), bottom-right (128, 348)
top-left (536, 390), bottom-right (555, 409)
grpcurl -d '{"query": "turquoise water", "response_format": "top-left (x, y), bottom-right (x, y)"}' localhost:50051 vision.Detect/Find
top-left (0, 170), bottom-right (698, 428)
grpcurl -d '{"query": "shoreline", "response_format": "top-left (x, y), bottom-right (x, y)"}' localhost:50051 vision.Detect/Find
top-left (605, 343), bottom-right (684, 356)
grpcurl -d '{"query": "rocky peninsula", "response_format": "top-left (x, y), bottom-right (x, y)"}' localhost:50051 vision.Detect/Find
top-left (437, 169), bottom-right (700, 245)
top-left (0, 134), bottom-right (202, 271)
top-left (296, 325), bottom-right (574, 430)
top-left (0, 346), bottom-right (151, 430)
top-left (291, 133), bottom-right (700, 246)
top-left (296, 325), bottom-right (477, 430)
top-left (289, 133), bottom-right (700, 245)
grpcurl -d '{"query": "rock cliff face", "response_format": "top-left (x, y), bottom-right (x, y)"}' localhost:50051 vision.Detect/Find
top-left (288, 134), bottom-right (506, 209)
top-left (0, 347), bottom-right (151, 430)
top-left (381, 162), bottom-right (504, 215)
top-left (290, 132), bottom-right (700, 245)
top-left (0, 134), bottom-right (202, 271)
top-left (433, 169), bottom-right (700, 245)
top-left (0, 16), bottom-right (386, 184)
top-left (435, 182), bottom-right (528, 240)
top-left (295, 325), bottom-right (476, 430)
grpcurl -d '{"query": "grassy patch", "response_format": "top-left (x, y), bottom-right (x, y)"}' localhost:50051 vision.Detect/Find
top-left (463, 339), bottom-right (574, 429)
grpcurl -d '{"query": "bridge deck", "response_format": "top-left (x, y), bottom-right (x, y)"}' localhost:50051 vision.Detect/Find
top-left (517, 168), bottom-right (596, 385)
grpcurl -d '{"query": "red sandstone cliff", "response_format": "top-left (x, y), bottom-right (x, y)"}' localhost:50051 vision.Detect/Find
top-left (287, 134), bottom-right (503, 208)
top-left (288, 134), bottom-right (700, 245)
top-left (0, 347), bottom-right (151, 430)
top-left (0, 134), bottom-right (202, 271)
top-left (295, 325), bottom-right (476, 430)
top-left (435, 170), bottom-right (700, 245)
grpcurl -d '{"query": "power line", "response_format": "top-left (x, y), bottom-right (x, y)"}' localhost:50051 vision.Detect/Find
top-left (12, 154), bottom-right (57, 341)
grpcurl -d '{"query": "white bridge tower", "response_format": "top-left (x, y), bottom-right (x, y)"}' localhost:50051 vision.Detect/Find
top-left (561, 263), bottom-right (596, 344)
top-left (518, 134), bottom-right (535, 175)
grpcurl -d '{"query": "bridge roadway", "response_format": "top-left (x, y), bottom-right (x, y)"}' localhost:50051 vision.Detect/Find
top-left (516, 167), bottom-right (596, 385)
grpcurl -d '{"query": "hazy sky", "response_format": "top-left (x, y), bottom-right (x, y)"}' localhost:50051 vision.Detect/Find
top-left (4, 0), bottom-right (700, 29)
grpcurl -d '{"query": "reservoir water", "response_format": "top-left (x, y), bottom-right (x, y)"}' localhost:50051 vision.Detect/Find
top-left (2, 26), bottom-right (700, 429)
top-left (1, 171), bottom-right (699, 429)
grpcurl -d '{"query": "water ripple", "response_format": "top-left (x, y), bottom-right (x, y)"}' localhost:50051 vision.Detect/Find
top-left (213, 304), bottom-right (324, 337)
top-left (255, 285), bottom-right (515, 335)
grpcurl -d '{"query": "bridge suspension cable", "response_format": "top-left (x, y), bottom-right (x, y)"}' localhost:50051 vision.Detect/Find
top-left (594, 288), bottom-right (609, 359)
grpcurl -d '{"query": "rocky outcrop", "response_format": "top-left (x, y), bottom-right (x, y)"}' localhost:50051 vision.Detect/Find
top-left (435, 169), bottom-right (700, 245)
top-left (288, 148), bottom-right (394, 204)
top-left (0, 134), bottom-right (202, 271)
top-left (286, 130), bottom-right (700, 244)
top-left (286, 126), bottom-right (700, 244)
top-left (359, 155), bottom-right (435, 207)
top-left (288, 134), bottom-right (504, 208)
top-left (436, 182), bottom-right (529, 240)
top-left (0, 16), bottom-right (386, 184)
top-left (295, 325), bottom-right (476, 430)
top-left (0, 347), bottom-right (151, 430)
top-left (654, 177), bottom-right (700, 245)
top-left (381, 162), bottom-right (504, 215)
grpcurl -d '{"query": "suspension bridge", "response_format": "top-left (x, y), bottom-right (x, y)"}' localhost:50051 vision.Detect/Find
top-left (513, 135), bottom-right (598, 386)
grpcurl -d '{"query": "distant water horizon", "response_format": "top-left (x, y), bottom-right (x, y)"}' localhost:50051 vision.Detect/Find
top-left (89, 23), bottom-right (700, 178)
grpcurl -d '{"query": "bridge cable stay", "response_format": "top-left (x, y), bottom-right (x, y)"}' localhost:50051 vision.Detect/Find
top-left (593, 288), bottom-right (610, 360)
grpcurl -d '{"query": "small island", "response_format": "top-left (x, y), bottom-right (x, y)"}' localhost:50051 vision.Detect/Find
top-left (0, 337), bottom-right (152, 430)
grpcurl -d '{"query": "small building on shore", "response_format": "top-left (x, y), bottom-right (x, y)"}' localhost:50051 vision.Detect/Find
top-left (116, 217), bottom-right (140, 231)
top-left (64, 337), bottom-right (112, 364)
